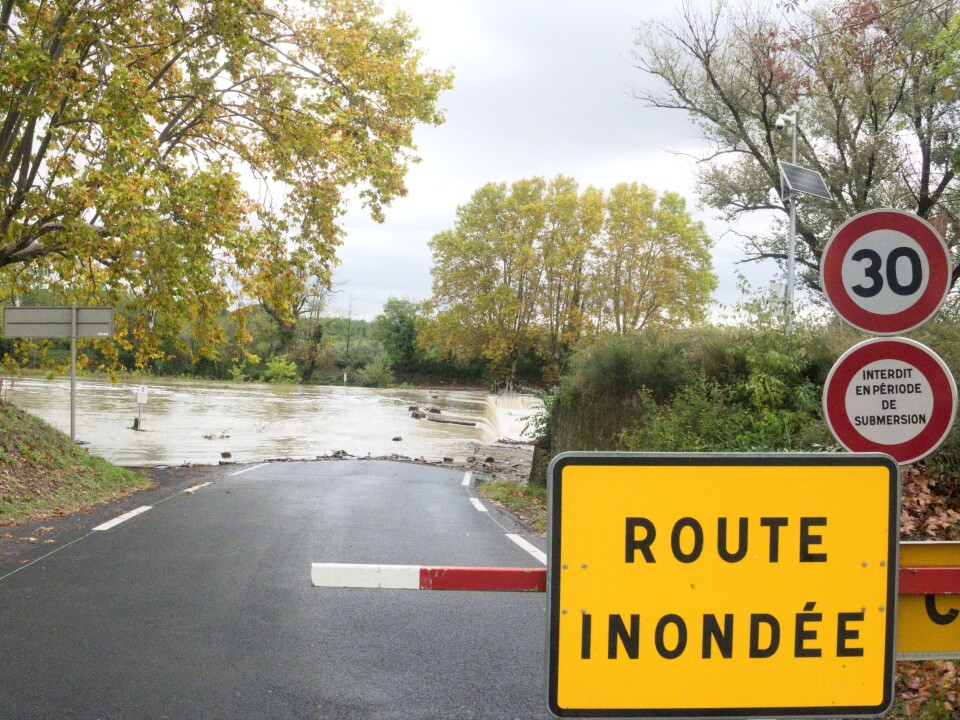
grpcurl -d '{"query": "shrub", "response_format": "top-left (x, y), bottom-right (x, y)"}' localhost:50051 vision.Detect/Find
top-left (264, 354), bottom-right (298, 384)
top-left (354, 354), bottom-right (395, 388)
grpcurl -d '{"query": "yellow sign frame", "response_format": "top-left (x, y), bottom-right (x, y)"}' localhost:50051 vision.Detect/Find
top-left (546, 452), bottom-right (899, 719)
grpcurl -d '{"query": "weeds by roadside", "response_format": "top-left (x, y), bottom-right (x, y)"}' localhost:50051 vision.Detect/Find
top-left (476, 478), bottom-right (546, 534)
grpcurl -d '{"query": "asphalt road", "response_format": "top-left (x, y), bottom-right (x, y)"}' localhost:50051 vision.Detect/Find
top-left (0, 460), bottom-right (551, 719)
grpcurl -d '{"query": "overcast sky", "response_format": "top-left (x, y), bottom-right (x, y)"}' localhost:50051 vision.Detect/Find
top-left (332, 0), bottom-right (779, 319)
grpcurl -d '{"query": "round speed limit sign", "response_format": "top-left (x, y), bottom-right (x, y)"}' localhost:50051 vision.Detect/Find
top-left (821, 209), bottom-right (952, 334)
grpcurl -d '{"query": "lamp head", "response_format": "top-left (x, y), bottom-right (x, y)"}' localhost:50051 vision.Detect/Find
top-left (776, 110), bottom-right (797, 131)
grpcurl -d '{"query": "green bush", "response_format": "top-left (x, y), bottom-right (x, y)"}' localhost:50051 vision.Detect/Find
top-left (620, 373), bottom-right (830, 453)
top-left (264, 354), bottom-right (299, 384)
top-left (622, 379), bottom-right (747, 451)
top-left (354, 354), bottom-right (395, 388)
top-left (561, 330), bottom-right (691, 403)
top-left (544, 320), bottom-right (838, 460)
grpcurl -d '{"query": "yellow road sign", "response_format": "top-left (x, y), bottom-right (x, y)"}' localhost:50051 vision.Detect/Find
top-left (898, 542), bottom-right (960, 659)
top-left (547, 453), bottom-right (899, 719)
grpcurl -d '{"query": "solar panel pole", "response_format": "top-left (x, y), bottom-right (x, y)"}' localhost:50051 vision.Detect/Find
top-left (778, 110), bottom-right (798, 333)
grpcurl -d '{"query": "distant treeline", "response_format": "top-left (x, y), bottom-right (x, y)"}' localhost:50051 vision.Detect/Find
top-left (0, 295), bottom-right (496, 388)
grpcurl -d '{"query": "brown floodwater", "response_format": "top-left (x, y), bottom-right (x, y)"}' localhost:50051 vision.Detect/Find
top-left (3, 377), bottom-right (539, 467)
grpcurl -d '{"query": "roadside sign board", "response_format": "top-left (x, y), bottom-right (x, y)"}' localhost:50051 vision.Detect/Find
top-left (2, 306), bottom-right (114, 339)
top-left (137, 385), bottom-right (148, 405)
top-left (1, 306), bottom-right (114, 441)
top-left (823, 337), bottom-right (957, 465)
top-left (547, 453), bottom-right (899, 719)
top-left (820, 209), bottom-right (951, 335)
top-left (898, 542), bottom-right (960, 660)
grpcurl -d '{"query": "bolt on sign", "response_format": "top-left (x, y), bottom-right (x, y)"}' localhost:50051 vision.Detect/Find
top-left (547, 453), bottom-right (899, 719)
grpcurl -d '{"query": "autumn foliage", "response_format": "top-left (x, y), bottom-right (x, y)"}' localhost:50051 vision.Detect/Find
top-left (0, 0), bottom-right (451, 366)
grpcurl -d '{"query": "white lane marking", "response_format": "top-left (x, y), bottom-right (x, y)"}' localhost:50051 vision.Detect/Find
top-left (92, 506), bottom-right (152, 532)
top-left (506, 534), bottom-right (547, 565)
top-left (469, 497), bottom-right (488, 513)
top-left (229, 463), bottom-right (268, 477)
top-left (182, 482), bottom-right (213, 494)
top-left (312, 563), bottom-right (420, 589)
top-left (461, 471), bottom-right (472, 487)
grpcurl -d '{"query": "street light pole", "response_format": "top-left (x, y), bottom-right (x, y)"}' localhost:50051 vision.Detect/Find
top-left (778, 110), bottom-right (798, 333)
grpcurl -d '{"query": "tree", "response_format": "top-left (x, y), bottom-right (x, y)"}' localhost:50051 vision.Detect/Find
top-left (591, 183), bottom-right (716, 333)
top-left (538, 177), bottom-right (603, 363)
top-left (0, 0), bottom-right (451, 366)
top-left (635, 0), bottom-right (960, 291)
top-left (424, 177), bottom-right (716, 381)
top-left (424, 178), bottom-right (547, 380)
top-left (372, 297), bottom-right (423, 372)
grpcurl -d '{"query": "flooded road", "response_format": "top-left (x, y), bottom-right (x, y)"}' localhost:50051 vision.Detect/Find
top-left (3, 377), bottom-right (538, 467)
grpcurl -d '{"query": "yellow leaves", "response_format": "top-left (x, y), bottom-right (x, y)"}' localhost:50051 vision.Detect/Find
top-left (0, 0), bottom-right (448, 369)
top-left (427, 177), bottom-right (716, 376)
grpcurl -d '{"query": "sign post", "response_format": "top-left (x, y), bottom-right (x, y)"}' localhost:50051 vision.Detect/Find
top-left (135, 385), bottom-right (148, 430)
top-left (1, 306), bottom-right (114, 441)
top-left (547, 452), bottom-right (899, 719)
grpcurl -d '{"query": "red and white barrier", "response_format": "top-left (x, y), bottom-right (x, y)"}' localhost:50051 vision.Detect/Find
top-left (311, 563), bottom-right (546, 592)
top-left (312, 563), bottom-right (960, 595)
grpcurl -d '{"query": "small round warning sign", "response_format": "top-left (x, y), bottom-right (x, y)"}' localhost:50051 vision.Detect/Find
top-left (823, 337), bottom-right (957, 464)
top-left (820, 209), bottom-right (951, 335)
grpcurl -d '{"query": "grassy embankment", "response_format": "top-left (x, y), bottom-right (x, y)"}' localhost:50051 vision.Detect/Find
top-left (478, 478), bottom-right (546, 534)
top-left (0, 401), bottom-right (148, 525)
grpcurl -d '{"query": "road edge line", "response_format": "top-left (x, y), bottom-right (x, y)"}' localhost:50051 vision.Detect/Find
top-left (506, 533), bottom-right (547, 565)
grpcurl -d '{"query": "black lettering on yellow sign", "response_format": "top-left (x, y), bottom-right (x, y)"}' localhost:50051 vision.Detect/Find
top-left (760, 517), bottom-right (787, 561)
top-left (925, 595), bottom-right (960, 625)
top-left (625, 517), bottom-right (829, 564)
top-left (703, 614), bottom-right (733, 659)
top-left (749, 614), bottom-right (779, 658)
top-left (580, 605), bottom-right (866, 661)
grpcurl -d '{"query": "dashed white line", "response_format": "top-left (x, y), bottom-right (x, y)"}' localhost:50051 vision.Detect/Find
top-left (469, 497), bottom-right (488, 513)
top-left (92, 506), bottom-right (152, 532)
top-left (506, 534), bottom-right (547, 565)
top-left (228, 463), bottom-right (268, 477)
top-left (461, 471), bottom-right (472, 487)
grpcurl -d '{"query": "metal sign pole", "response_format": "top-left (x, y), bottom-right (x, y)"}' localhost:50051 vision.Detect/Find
top-left (786, 114), bottom-right (797, 334)
top-left (70, 303), bottom-right (76, 442)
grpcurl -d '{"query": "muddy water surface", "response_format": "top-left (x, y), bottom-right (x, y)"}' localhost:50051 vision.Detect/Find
top-left (4, 377), bottom-right (539, 467)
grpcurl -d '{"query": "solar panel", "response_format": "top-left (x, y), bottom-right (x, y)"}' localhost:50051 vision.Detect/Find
top-left (778, 160), bottom-right (832, 201)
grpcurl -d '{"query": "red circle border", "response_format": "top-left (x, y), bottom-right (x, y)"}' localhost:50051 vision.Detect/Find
top-left (821, 210), bottom-right (950, 334)
top-left (823, 338), bottom-right (957, 464)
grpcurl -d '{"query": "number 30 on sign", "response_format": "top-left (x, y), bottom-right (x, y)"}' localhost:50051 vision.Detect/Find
top-left (820, 209), bottom-right (951, 335)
